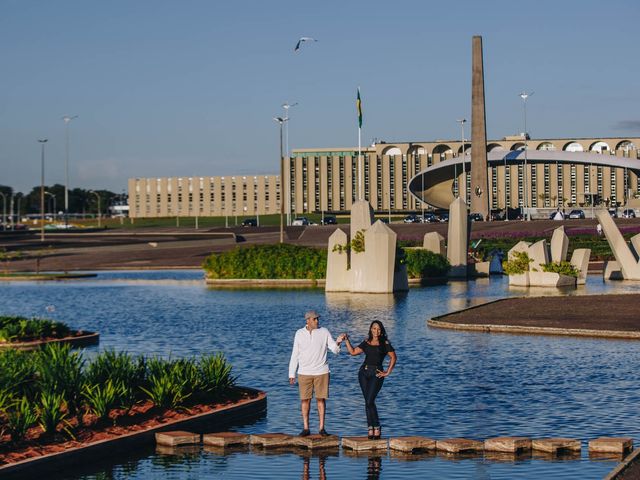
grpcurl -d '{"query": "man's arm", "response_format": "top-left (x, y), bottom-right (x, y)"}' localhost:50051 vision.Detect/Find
top-left (327, 331), bottom-right (340, 355)
top-left (288, 332), bottom-right (300, 382)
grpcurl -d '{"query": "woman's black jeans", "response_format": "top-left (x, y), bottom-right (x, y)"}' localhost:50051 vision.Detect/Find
top-left (358, 365), bottom-right (384, 427)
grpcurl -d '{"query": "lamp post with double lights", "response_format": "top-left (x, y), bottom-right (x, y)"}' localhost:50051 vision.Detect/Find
top-left (38, 139), bottom-right (48, 241)
top-left (62, 115), bottom-right (78, 228)
top-left (282, 102), bottom-right (297, 225)
top-left (456, 119), bottom-right (467, 203)
top-left (519, 92), bottom-right (533, 220)
top-left (273, 116), bottom-right (288, 243)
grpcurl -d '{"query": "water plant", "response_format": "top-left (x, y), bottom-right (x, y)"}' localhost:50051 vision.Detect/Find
top-left (198, 353), bottom-right (236, 400)
top-left (502, 251), bottom-right (533, 275)
top-left (0, 316), bottom-right (71, 343)
top-left (542, 261), bottom-right (579, 277)
top-left (35, 344), bottom-right (85, 419)
top-left (83, 380), bottom-right (122, 423)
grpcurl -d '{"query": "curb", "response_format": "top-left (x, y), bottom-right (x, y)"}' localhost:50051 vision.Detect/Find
top-left (604, 447), bottom-right (640, 479)
top-left (0, 332), bottom-right (100, 351)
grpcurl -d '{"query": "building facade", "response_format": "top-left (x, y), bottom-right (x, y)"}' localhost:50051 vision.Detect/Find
top-left (129, 136), bottom-right (640, 218)
top-left (128, 175), bottom-right (279, 219)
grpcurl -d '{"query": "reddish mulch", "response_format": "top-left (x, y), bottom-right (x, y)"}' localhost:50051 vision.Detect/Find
top-left (437, 294), bottom-right (640, 331)
top-left (0, 389), bottom-right (258, 466)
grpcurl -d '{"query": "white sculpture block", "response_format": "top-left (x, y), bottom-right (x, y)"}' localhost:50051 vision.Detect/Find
top-left (447, 197), bottom-right (469, 278)
top-left (550, 226), bottom-right (569, 263)
top-left (423, 232), bottom-right (446, 256)
top-left (570, 248), bottom-right (591, 285)
top-left (350, 200), bottom-right (374, 243)
top-left (325, 228), bottom-right (351, 292)
top-left (630, 233), bottom-right (640, 261)
top-left (508, 272), bottom-right (529, 286)
top-left (360, 221), bottom-right (398, 293)
top-left (508, 241), bottom-right (531, 261)
top-left (596, 209), bottom-right (640, 280)
top-left (603, 260), bottom-right (623, 281)
top-left (528, 240), bottom-right (549, 272)
top-left (529, 271), bottom-right (576, 287)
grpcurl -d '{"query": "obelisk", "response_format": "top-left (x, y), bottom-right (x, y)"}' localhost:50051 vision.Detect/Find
top-left (471, 35), bottom-right (490, 219)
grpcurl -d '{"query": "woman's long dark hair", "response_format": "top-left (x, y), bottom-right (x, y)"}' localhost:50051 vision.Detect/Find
top-left (367, 320), bottom-right (388, 344)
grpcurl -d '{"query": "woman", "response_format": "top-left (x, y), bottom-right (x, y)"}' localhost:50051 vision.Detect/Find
top-left (343, 321), bottom-right (397, 439)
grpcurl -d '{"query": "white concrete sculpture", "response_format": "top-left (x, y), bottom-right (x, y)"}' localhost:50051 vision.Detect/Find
top-left (570, 248), bottom-right (591, 285)
top-left (603, 260), bottom-right (623, 280)
top-left (508, 241), bottom-right (531, 261)
top-left (550, 226), bottom-right (569, 263)
top-left (447, 197), bottom-right (469, 278)
top-left (595, 209), bottom-right (640, 280)
top-left (325, 202), bottom-right (408, 293)
top-left (528, 240), bottom-right (550, 272)
top-left (325, 228), bottom-right (350, 292)
top-left (423, 232), bottom-right (446, 256)
top-left (630, 233), bottom-right (640, 261)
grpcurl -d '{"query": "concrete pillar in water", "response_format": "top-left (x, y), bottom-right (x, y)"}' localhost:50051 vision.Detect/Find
top-left (471, 35), bottom-right (490, 219)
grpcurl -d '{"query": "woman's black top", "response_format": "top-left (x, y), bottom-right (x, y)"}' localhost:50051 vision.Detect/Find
top-left (358, 339), bottom-right (394, 368)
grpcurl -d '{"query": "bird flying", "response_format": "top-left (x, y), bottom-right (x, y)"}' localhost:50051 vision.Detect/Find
top-left (294, 37), bottom-right (317, 52)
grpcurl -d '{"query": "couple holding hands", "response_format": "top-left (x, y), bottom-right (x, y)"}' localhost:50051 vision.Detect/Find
top-left (288, 310), bottom-right (397, 440)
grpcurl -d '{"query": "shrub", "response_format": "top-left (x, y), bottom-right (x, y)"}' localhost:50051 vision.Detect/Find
top-left (35, 344), bottom-right (85, 417)
top-left (403, 249), bottom-right (450, 279)
top-left (502, 251), bottom-right (533, 275)
top-left (38, 391), bottom-right (70, 437)
top-left (6, 396), bottom-right (38, 443)
top-left (83, 380), bottom-right (122, 423)
top-left (542, 261), bottom-right (579, 277)
top-left (0, 349), bottom-right (37, 399)
top-left (198, 353), bottom-right (236, 400)
top-left (140, 370), bottom-right (190, 410)
top-left (203, 244), bottom-right (327, 280)
top-left (85, 350), bottom-right (145, 410)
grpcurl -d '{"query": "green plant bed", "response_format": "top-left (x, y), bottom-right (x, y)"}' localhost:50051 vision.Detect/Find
top-left (0, 316), bottom-right (73, 344)
top-left (0, 345), bottom-right (238, 451)
top-left (403, 249), bottom-right (450, 279)
top-left (203, 244), bottom-right (327, 279)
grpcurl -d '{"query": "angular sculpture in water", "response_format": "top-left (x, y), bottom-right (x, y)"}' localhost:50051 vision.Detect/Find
top-left (596, 209), bottom-right (640, 280)
top-left (447, 197), bottom-right (469, 278)
top-left (325, 200), bottom-right (408, 293)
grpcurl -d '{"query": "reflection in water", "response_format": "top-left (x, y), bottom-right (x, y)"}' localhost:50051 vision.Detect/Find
top-left (301, 455), bottom-right (327, 480)
top-left (325, 292), bottom-right (402, 310)
top-left (367, 455), bottom-right (382, 479)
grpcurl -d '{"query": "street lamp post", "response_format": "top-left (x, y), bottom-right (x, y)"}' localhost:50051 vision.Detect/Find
top-left (519, 91), bottom-right (534, 220)
top-left (0, 191), bottom-right (6, 229)
top-left (62, 115), bottom-right (78, 228)
top-left (504, 155), bottom-right (509, 221)
top-left (88, 190), bottom-right (101, 228)
top-left (273, 116), bottom-right (288, 243)
top-left (282, 102), bottom-right (297, 226)
top-left (38, 139), bottom-right (48, 241)
top-left (45, 192), bottom-right (56, 220)
top-left (457, 119), bottom-right (467, 203)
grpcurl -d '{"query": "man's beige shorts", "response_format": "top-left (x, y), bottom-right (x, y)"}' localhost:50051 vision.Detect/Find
top-left (298, 373), bottom-right (330, 400)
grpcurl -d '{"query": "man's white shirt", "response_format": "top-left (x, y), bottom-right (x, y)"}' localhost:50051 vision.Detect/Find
top-left (288, 327), bottom-right (340, 378)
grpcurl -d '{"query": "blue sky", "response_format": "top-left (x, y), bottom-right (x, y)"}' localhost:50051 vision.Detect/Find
top-left (1, 0), bottom-right (639, 192)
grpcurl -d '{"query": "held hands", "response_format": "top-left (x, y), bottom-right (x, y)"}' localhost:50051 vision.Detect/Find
top-left (336, 333), bottom-right (348, 344)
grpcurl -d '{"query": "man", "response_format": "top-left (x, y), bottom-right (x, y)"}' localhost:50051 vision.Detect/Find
top-left (289, 310), bottom-right (345, 436)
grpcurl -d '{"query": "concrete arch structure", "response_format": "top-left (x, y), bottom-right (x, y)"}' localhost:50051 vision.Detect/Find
top-left (382, 146), bottom-right (402, 156)
top-left (563, 141), bottom-right (584, 152)
top-left (537, 142), bottom-right (556, 151)
top-left (408, 150), bottom-right (640, 210)
top-left (617, 140), bottom-right (637, 152)
top-left (487, 143), bottom-right (506, 151)
top-left (589, 141), bottom-right (610, 152)
top-left (511, 142), bottom-right (526, 151)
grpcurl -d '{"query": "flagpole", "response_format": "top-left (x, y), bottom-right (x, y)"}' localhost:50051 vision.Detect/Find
top-left (357, 87), bottom-right (363, 201)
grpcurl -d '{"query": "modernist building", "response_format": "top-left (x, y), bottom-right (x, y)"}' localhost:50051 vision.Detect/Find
top-left (128, 175), bottom-right (280, 219)
top-left (129, 136), bottom-right (640, 219)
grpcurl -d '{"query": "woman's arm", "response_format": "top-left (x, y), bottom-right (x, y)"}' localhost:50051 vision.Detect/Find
top-left (376, 351), bottom-right (397, 378)
top-left (343, 336), bottom-right (363, 356)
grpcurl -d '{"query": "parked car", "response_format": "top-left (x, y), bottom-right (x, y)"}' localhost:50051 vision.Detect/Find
top-left (421, 213), bottom-right (437, 223)
top-left (469, 213), bottom-right (484, 222)
top-left (292, 217), bottom-right (309, 226)
top-left (403, 214), bottom-right (420, 223)
top-left (568, 209), bottom-right (585, 219)
top-left (241, 218), bottom-right (257, 227)
top-left (320, 215), bottom-right (337, 225)
top-left (438, 213), bottom-right (449, 223)
top-left (622, 209), bottom-right (636, 219)
top-left (608, 208), bottom-right (618, 218)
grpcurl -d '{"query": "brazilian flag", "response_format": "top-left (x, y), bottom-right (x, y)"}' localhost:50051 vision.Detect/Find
top-left (357, 88), bottom-right (362, 128)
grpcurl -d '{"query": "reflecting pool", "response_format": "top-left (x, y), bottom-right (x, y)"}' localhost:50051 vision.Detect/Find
top-left (2, 271), bottom-right (639, 479)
